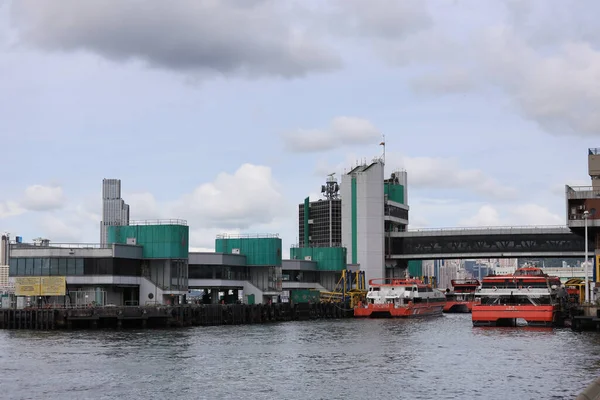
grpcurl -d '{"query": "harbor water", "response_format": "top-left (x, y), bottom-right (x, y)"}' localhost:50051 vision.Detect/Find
top-left (1, 314), bottom-right (599, 400)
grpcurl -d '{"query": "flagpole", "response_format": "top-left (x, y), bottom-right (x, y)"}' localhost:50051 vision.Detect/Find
top-left (380, 134), bottom-right (386, 165)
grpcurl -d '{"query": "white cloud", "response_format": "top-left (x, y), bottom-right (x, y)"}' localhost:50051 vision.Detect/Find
top-left (315, 151), bottom-right (518, 200)
top-left (125, 192), bottom-right (160, 221)
top-left (37, 214), bottom-right (84, 242)
top-left (20, 184), bottom-right (65, 211)
top-left (459, 203), bottom-right (563, 227)
top-left (365, 0), bottom-right (600, 137)
top-left (0, 201), bottom-right (25, 219)
top-left (283, 116), bottom-right (381, 153)
top-left (172, 163), bottom-right (286, 229)
top-left (114, 164), bottom-right (290, 250)
top-left (459, 205), bottom-right (501, 226)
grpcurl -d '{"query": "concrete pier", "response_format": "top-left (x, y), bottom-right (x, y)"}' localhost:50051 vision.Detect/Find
top-left (0, 302), bottom-right (350, 330)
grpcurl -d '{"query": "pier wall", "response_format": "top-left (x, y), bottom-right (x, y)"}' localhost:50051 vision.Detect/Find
top-left (0, 303), bottom-right (351, 330)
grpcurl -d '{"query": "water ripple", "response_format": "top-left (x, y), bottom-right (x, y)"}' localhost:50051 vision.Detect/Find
top-left (0, 314), bottom-right (598, 399)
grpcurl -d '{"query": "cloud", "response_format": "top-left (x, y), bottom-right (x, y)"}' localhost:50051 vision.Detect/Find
top-left (37, 214), bottom-right (85, 242)
top-left (9, 0), bottom-right (341, 79)
top-left (20, 184), bottom-right (65, 211)
top-left (0, 201), bottom-right (25, 219)
top-left (477, 28), bottom-right (600, 136)
top-left (283, 116), bottom-right (381, 153)
top-left (117, 163), bottom-right (290, 249)
top-left (315, 152), bottom-right (518, 200)
top-left (172, 163), bottom-right (286, 229)
top-left (459, 203), bottom-right (563, 227)
top-left (346, 0), bottom-right (600, 137)
top-left (328, 0), bottom-right (432, 39)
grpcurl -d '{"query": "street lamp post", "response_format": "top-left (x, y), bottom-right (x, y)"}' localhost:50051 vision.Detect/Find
top-left (584, 210), bottom-right (590, 304)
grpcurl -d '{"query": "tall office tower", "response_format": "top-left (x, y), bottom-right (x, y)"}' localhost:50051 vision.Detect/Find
top-left (298, 174), bottom-right (342, 248)
top-left (341, 160), bottom-right (385, 285)
top-left (0, 234), bottom-right (8, 266)
top-left (100, 179), bottom-right (130, 245)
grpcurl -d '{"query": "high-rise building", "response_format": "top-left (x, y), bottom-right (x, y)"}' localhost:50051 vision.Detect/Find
top-left (297, 174), bottom-right (342, 247)
top-left (100, 179), bottom-right (130, 246)
top-left (341, 160), bottom-right (385, 285)
top-left (0, 234), bottom-right (8, 266)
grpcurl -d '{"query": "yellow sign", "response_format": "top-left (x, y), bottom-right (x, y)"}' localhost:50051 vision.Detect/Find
top-left (15, 276), bottom-right (67, 296)
top-left (41, 277), bottom-right (66, 296)
top-left (15, 277), bottom-right (41, 296)
top-left (596, 255), bottom-right (600, 283)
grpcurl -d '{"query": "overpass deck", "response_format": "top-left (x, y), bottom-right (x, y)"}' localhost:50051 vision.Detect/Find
top-left (387, 225), bottom-right (593, 260)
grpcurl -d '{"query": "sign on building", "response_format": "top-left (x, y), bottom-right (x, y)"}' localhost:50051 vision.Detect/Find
top-left (15, 277), bottom-right (66, 296)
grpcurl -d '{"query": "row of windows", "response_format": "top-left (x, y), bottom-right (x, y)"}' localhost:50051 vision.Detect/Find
top-left (189, 265), bottom-right (249, 280)
top-left (9, 257), bottom-right (143, 277)
top-left (385, 204), bottom-right (409, 221)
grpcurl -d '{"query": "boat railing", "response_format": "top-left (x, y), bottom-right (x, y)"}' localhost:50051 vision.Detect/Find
top-left (369, 278), bottom-right (423, 286)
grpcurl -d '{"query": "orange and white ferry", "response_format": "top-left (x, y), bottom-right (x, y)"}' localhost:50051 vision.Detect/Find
top-left (443, 279), bottom-right (480, 313)
top-left (472, 267), bottom-right (563, 327)
top-left (354, 278), bottom-right (446, 318)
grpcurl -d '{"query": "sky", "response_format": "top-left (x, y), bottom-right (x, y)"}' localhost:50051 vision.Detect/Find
top-left (1, 0), bottom-right (599, 257)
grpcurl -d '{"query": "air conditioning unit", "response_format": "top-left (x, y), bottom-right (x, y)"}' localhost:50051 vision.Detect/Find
top-left (304, 256), bottom-right (312, 261)
top-left (232, 248), bottom-right (240, 254)
top-left (126, 237), bottom-right (137, 245)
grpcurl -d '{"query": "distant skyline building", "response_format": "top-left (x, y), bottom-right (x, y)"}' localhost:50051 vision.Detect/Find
top-left (100, 179), bottom-right (130, 246)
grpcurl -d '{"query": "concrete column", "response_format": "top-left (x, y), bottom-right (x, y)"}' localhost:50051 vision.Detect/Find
top-left (211, 289), bottom-right (219, 304)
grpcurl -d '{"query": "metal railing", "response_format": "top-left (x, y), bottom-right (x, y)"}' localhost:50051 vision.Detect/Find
top-left (216, 233), bottom-right (279, 239)
top-left (129, 219), bottom-right (187, 226)
top-left (404, 225), bottom-right (569, 233)
top-left (11, 242), bottom-right (111, 249)
top-left (567, 185), bottom-right (596, 191)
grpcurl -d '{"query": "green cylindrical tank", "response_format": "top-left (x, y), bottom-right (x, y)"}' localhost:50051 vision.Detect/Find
top-left (215, 237), bottom-right (282, 266)
top-left (290, 247), bottom-right (346, 271)
top-left (108, 224), bottom-right (189, 259)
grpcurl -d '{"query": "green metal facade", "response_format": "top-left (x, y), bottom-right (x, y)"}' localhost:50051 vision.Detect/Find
top-left (215, 237), bottom-right (282, 266)
top-left (108, 225), bottom-right (189, 259)
top-left (290, 247), bottom-right (347, 271)
top-left (384, 183), bottom-right (405, 204)
top-left (303, 197), bottom-right (309, 247)
top-left (290, 289), bottom-right (321, 303)
top-left (351, 177), bottom-right (357, 264)
top-left (408, 260), bottom-right (423, 277)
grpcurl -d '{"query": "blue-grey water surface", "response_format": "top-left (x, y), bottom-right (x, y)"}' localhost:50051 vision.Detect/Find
top-left (1, 314), bottom-right (600, 400)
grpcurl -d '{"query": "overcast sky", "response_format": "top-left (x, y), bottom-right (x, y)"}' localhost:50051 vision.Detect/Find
top-left (1, 0), bottom-right (598, 256)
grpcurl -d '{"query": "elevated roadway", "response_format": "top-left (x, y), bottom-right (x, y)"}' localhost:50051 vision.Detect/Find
top-left (386, 225), bottom-right (593, 260)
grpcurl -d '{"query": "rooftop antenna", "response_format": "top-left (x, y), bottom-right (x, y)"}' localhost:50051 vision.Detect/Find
top-left (321, 173), bottom-right (340, 200)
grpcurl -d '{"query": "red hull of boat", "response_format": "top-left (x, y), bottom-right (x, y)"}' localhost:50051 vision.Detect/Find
top-left (472, 305), bottom-right (558, 327)
top-left (354, 302), bottom-right (444, 318)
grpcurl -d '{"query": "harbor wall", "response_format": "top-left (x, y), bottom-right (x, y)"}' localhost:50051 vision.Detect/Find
top-left (0, 302), bottom-right (351, 330)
